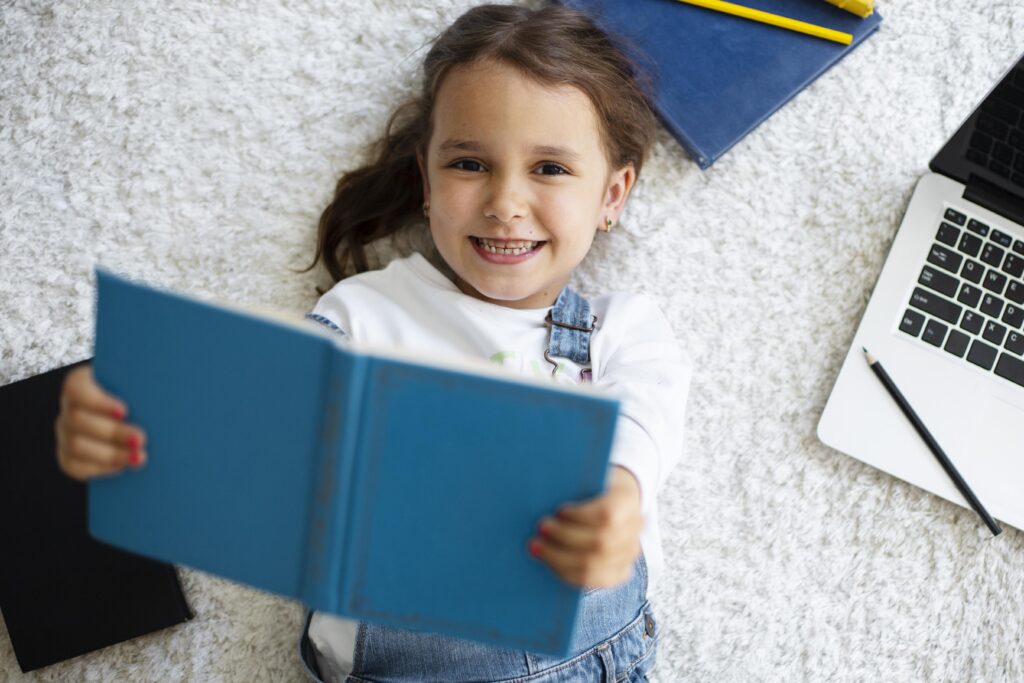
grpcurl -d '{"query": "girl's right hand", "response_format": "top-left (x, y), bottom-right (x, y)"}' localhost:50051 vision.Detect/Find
top-left (55, 364), bottom-right (147, 481)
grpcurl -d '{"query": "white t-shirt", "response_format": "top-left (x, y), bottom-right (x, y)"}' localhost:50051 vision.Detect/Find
top-left (305, 252), bottom-right (691, 681)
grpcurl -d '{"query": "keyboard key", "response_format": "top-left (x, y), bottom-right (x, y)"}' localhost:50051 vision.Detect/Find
top-left (945, 208), bottom-right (967, 225)
top-left (1003, 253), bottom-right (1024, 278)
top-left (977, 114), bottom-right (1009, 141)
top-left (967, 339), bottom-right (999, 370)
top-left (899, 309), bottom-right (925, 337)
top-left (945, 329), bottom-right (971, 357)
top-left (1004, 304), bottom-right (1024, 329)
top-left (1007, 331), bottom-right (1024, 355)
top-left (1012, 129), bottom-right (1024, 153)
top-left (994, 352), bottom-right (1024, 388)
top-left (1007, 280), bottom-right (1024, 305)
top-left (958, 232), bottom-right (982, 257)
top-left (967, 148), bottom-right (989, 167)
top-left (1014, 240), bottom-right (1024, 256)
top-left (961, 259), bottom-right (985, 284)
top-left (984, 320), bottom-right (1007, 346)
top-left (936, 222), bottom-right (960, 246)
top-left (981, 242), bottom-right (1005, 268)
top-left (967, 218), bottom-right (989, 236)
top-left (991, 159), bottom-right (1012, 178)
top-left (981, 293), bottom-right (1005, 318)
top-left (927, 244), bottom-right (963, 274)
top-left (970, 130), bottom-right (995, 154)
top-left (994, 142), bottom-right (1015, 165)
top-left (983, 270), bottom-right (1008, 294)
top-left (918, 265), bottom-right (959, 297)
top-left (990, 229), bottom-right (1014, 248)
top-left (961, 310), bottom-right (985, 335)
top-left (909, 287), bottom-right (962, 324)
top-left (922, 319), bottom-right (948, 347)
top-left (957, 283), bottom-right (982, 308)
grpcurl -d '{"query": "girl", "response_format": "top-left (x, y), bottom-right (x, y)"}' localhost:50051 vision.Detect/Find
top-left (55, 3), bottom-right (691, 681)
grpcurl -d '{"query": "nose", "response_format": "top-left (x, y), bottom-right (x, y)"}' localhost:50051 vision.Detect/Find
top-left (483, 172), bottom-right (528, 225)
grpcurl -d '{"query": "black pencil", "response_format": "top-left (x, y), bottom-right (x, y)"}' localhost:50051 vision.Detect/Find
top-left (862, 348), bottom-right (1002, 536)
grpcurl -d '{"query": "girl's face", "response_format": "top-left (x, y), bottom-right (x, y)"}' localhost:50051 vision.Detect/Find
top-left (417, 58), bottom-right (636, 309)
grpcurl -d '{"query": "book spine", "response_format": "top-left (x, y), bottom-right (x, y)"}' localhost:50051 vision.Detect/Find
top-left (298, 345), bottom-right (367, 613)
top-left (334, 356), bottom-right (376, 618)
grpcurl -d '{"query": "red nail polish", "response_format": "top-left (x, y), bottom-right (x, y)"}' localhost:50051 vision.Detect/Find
top-left (529, 540), bottom-right (542, 557)
top-left (127, 434), bottom-right (139, 449)
top-left (128, 451), bottom-right (140, 466)
top-left (112, 406), bottom-right (125, 420)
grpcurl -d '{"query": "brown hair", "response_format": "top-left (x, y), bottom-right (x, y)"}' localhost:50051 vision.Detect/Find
top-left (296, 2), bottom-right (659, 294)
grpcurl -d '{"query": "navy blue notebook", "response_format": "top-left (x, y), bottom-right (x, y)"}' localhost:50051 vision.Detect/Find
top-left (87, 268), bottom-right (620, 657)
top-left (561, 0), bottom-right (883, 169)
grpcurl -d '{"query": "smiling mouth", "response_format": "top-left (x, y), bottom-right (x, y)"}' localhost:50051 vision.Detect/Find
top-left (471, 236), bottom-right (546, 256)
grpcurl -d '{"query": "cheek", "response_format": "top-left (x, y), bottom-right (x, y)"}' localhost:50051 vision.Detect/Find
top-left (433, 184), bottom-right (477, 223)
top-left (539, 192), bottom-right (599, 237)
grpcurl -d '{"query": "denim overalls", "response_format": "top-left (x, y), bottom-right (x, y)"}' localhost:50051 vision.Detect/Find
top-left (298, 286), bottom-right (660, 683)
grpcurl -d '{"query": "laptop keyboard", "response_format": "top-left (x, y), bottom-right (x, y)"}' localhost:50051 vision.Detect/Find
top-left (899, 206), bottom-right (1024, 389)
top-left (967, 63), bottom-right (1024, 189)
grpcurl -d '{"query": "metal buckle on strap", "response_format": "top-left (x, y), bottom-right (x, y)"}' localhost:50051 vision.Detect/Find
top-left (544, 311), bottom-right (598, 332)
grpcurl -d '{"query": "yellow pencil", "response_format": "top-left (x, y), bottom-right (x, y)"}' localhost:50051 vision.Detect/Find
top-left (825, 0), bottom-right (874, 18)
top-left (671, 0), bottom-right (853, 46)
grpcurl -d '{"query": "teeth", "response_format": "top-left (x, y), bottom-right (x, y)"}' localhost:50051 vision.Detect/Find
top-left (475, 237), bottom-right (539, 256)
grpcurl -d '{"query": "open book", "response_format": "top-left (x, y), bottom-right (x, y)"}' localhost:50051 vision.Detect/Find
top-left (87, 267), bottom-right (621, 657)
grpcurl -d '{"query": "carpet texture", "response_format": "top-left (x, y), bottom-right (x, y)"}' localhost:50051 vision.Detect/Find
top-left (2, 0), bottom-right (1023, 680)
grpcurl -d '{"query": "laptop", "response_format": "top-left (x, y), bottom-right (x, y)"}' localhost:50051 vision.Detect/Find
top-left (818, 51), bottom-right (1024, 531)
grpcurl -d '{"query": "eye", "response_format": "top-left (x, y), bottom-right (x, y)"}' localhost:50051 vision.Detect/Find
top-left (450, 159), bottom-right (484, 172)
top-left (538, 163), bottom-right (569, 176)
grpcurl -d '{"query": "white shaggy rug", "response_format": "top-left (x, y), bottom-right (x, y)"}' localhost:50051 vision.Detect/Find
top-left (3, 0), bottom-right (1024, 680)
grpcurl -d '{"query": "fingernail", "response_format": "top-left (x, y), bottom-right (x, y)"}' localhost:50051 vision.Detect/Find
top-left (111, 405), bottom-right (126, 420)
top-left (128, 451), bottom-right (140, 466)
top-left (127, 434), bottom-right (139, 449)
top-left (538, 520), bottom-right (551, 538)
top-left (529, 540), bottom-right (542, 557)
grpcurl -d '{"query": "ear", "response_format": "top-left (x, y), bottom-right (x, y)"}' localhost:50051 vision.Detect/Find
top-left (416, 148), bottom-right (431, 205)
top-left (602, 163), bottom-right (636, 226)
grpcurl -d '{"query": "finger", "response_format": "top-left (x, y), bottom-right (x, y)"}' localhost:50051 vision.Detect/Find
top-left (62, 455), bottom-right (132, 482)
top-left (556, 495), bottom-right (639, 530)
top-left (529, 536), bottom-right (636, 589)
top-left (538, 515), bottom-right (602, 552)
top-left (64, 430), bottom-right (143, 472)
top-left (537, 519), bottom-right (641, 566)
top-left (64, 364), bottom-right (128, 420)
top-left (64, 404), bottom-right (146, 453)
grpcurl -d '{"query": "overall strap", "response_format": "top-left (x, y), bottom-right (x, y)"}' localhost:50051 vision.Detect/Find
top-left (544, 286), bottom-right (597, 380)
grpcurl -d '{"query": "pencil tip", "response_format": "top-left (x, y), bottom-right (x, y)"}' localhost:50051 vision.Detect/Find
top-left (862, 347), bottom-right (875, 365)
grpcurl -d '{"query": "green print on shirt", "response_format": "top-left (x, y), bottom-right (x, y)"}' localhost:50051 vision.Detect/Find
top-left (488, 350), bottom-right (571, 381)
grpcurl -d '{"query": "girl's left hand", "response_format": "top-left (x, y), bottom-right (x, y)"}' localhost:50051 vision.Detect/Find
top-left (528, 466), bottom-right (644, 591)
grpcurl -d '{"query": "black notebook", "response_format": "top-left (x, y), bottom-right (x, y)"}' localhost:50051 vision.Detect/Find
top-left (0, 360), bottom-right (193, 673)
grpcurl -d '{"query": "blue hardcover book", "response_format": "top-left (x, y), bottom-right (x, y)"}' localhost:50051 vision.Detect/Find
top-left (87, 267), bottom-right (620, 657)
top-left (560, 0), bottom-right (883, 169)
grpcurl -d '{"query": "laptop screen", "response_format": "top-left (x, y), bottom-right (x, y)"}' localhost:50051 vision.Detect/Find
top-left (930, 53), bottom-right (1024, 225)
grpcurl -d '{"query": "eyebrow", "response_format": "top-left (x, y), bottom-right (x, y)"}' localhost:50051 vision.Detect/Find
top-left (438, 139), bottom-right (582, 163)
